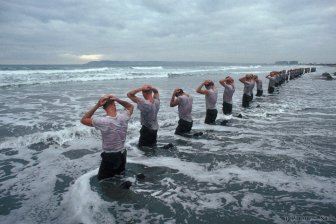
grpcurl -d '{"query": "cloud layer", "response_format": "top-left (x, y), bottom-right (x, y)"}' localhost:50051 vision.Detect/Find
top-left (0, 0), bottom-right (335, 64)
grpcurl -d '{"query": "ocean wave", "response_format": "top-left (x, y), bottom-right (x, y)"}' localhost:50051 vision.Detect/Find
top-left (0, 67), bottom-right (111, 76)
top-left (0, 72), bottom-right (169, 88)
top-left (131, 66), bottom-right (163, 70)
top-left (168, 72), bottom-right (198, 78)
top-left (0, 126), bottom-right (99, 150)
top-left (223, 65), bottom-right (262, 70)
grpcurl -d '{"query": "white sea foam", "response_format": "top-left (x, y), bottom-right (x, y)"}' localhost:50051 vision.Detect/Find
top-left (0, 126), bottom-right (98, 151)
top-left (131, 66), bottom-right (163, 69)
top-left (127, 156), bottom-right (336, 200)
top-left (62, 169), bottom-right (116, 224)
top-left (0, 67), bottom-right (111, 76)
top-left (0, 66), bottom-right (170, 87)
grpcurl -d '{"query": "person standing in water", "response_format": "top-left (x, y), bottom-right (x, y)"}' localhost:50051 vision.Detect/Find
top-left (266, 72), bottom-right (277, 94)
top-left (254, 75), bottom-right (263, 97)
top-left (80, 94), bottom-right (134, 181)
top-left (196, 80), bottom-right (218, 124)
top-left (239, 74), bottom-right (255, 108)
top-left (249, 74), bottom-right (256, 102)
top-left (219, 76), bottom-right (235, 116)
top-left (127, 84), bottom-right (160, 147)
top-left (170, 88), bottom-right (193, 135)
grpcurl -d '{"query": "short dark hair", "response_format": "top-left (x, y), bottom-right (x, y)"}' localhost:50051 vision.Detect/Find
top-left (142, 89), bottom-right (152, 94)
top-left (205, 81), bottom-right (214, 87)
top-left (175, 89), bottom-right (184, 97)
top-left (103, 99), bottom-right (114, 109)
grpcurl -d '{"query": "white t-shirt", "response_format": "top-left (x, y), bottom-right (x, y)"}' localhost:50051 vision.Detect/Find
top-left (243, 81), bottom-right (254, 96)
top-left (177, 95), bottom-right (193, 122)
top-left (268, 77), bottom-right (276, 87)
top-left (92, 110), bottom-right (131, 152)
top-left (223, 83), bottom-right (235, 104)
top-left (205, 88), bottom-right (218, 110)
top-left (137, 98), bottom-right (160, 130)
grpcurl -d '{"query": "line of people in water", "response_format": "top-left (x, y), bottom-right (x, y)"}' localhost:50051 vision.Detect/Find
top-left (80, 67), bottom-right (311, 181)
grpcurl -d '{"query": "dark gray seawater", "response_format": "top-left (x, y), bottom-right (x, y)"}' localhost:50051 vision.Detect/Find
top-left (0, 64), bottom-right (335, 224)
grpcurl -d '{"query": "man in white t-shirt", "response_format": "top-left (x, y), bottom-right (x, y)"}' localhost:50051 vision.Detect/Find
top-left (239, 74), bottom-right (255, 108)
top-left (127, 84), bottom-right (160, 147)
top-left (254, 75), bottom-right (263, 97)
top-left (196, 80), bottom-right (218, 124)
top-left (219, 76), bottom-right (235, 115)
top-left (80, 94), bottom-right (134, 181)
top-left (170, 88), bottom-right (193, 135)
top-left (266, 72), bottom-right (277, 94)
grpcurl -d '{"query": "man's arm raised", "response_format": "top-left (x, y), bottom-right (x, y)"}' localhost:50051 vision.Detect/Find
top-left (80, 95), bottom-right (108, 127)
top-left (170, 89), bottom-right (179, 107)
top-left (127, 87), bottom-right (142, 103)
top-left (219, 79), bottom-right (229, 87)
top-left (239, 76), bottom-right (248, 84)
top-left (112, 96), bottom-right (134, 115)
top-left (196, 80), bottom-right (209, 95)
top-left (152, 87), bottom-right (160, 99)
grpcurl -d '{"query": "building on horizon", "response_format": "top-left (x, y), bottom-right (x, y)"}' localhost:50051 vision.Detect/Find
top-left (275, 61), bottom-right (299, 65)
top-left (275, 61), bottom-right (289, 65)
top-left (289, 61), bottom-right (298, 65)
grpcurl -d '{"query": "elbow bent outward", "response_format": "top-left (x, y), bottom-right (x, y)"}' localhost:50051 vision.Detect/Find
top-left (170, 88), bottom-right (180, 107)
top-left (127, 90), bottom-right (139, 103)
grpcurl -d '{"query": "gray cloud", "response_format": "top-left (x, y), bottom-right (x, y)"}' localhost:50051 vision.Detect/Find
top-left (0, 0), bottom-right (335, 64)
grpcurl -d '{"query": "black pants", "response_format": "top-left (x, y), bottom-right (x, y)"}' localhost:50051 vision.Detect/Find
top-left (242, 94), bottom-right (250, 108)
top-left (98, 150), bottom-right (127, 181)
top-left (256, 90), bottom-right (263, 97)
top-left (139, 125), bottom-right (157, 147)
top-left (222, 102), bottom-right (232, 115)
top-left (175, 119), bottom-right (192, 135)
top-left (268, 86), bottom-right (274, 94)
top-left (205, 109), bottom-right (217, 124)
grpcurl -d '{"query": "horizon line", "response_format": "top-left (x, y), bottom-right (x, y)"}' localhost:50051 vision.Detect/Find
top-left (0, 60), bottom-right (334, 66)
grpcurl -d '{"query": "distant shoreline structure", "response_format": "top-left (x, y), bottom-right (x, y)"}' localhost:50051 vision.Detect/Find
top-left (275, 61), bottom-right (299, 65)
top-left (275, 60), bottom-right (336, 67)
top-left (304, 63), bottom-right (336, 67)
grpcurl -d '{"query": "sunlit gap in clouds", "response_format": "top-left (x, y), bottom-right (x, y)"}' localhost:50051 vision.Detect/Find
top-left (60, 53), bottom-right (104, 63)
top-left (79, 54), bottom-right (103, 61)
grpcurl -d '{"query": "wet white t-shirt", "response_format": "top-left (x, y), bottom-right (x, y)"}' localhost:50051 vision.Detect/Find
top-left (268, 77), bottom-right (276, 87)
top-left (137, 98), bottom-right (160, 130)
top-left (92, 110), bottom-right (131, 152)
top-left (205, 88), bottom-right (218, 110)
top-left (243, 81), bottom-right (254, 96)
top-left (177, 95), bottom-right (193, 122)
top-left (223, 84), bottom-right (235, 104)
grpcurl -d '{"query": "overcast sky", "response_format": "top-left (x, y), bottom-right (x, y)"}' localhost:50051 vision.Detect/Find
top-left (0, 0), bottom-right (335, 64)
